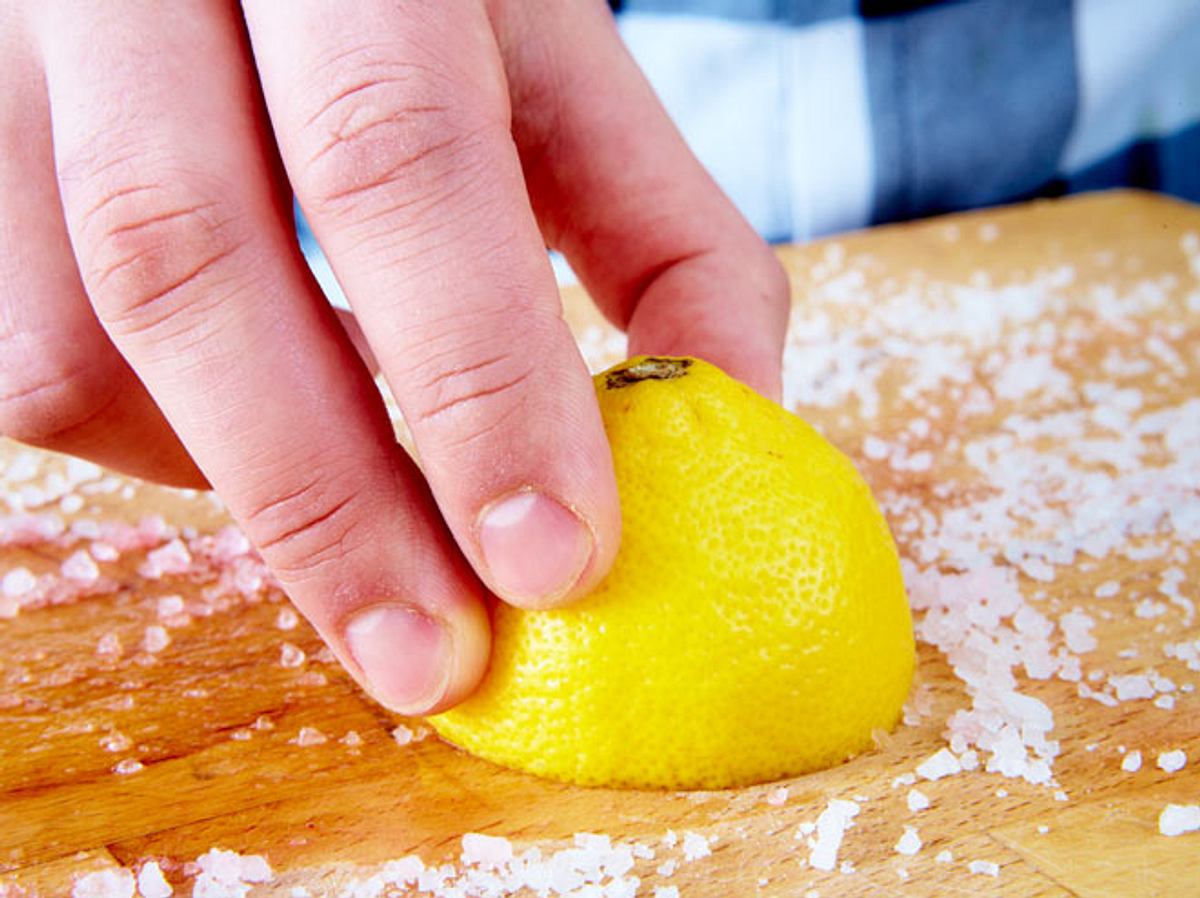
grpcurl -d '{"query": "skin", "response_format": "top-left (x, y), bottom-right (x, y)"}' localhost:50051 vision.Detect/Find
top-left (0, 0), bottom-right (788, 715)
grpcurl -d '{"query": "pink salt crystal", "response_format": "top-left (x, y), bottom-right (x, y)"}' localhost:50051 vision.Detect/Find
top-left (1, 566), bottom-right (35, 599)
top-left (340, 730), bottom-right (363, 748)
top-left (100, 732), bottom-right (132, 752)
top-left (212, 525), bottom-right (251, 560)
top-left (392, 724), bottom-right (415, 746)
top-left (252, 715), bottom-right (274, 731)
top-left (89, 542), bottom-right (119, 562)
top-left (275, 607), bottom-right (299, 630)
top-left (279, 642), bottom-right (306, 668)
top-left (71, 868), bottom-right (135, 898)
top-left (96, 632), bottom-right (122, 658)
top-left (59, 494), bottom-right (85, 515)
top-left (142, 625), bottom-right (170, 654)
top-left (140, 539), bottom-right (191, 579)
top-left (113, 759), bottom-right (143, 775)
top-left (230, 729), bottom-right (253, 742)
top-left (62, 550), bottom-right (100, 584)
top-left (156, 595), bottom-right (185, 618)
top-left (291, 726), bottom-right (326, 747)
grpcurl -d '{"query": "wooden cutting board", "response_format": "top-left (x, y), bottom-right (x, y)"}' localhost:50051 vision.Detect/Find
top-left (2, 191), bottom-right (1198, 897)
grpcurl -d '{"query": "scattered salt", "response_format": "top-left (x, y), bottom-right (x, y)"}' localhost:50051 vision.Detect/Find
top-left (1121, 750), bottom-right (1142, 772)
top-left (765, 786), bottom-right (789, 806)
top-left (62, 549), bottom-right (100, 584)
top-left (142, 625), bottom-right (170, 654)
top-left (136, 861), bottom-right (172, 898)
top-left (392, 724), bottom-right (415, 746)
top-left (1157, 749), bottom-right (1187, 773)
top-left (916, 748), bottom-right (961, 781)
top-left (894, 826), bottom-right (922, 856)
top-left (653, 888), bottom-right (680, 898)
top-left (72, 868), bottom-right (135, 898)
top-left (906, 789), bottom-right (930, 812)
top-left (808, 799), bottom-right (859, 872)
top-left (290, 727), bottom-right (326, 747)
top-left (156, 595), bottom-right (185, 618)
top-left (113, 759), bottom-right (143, 775)
top-left (279, 642), bottom-right (306, 668)
top-left (681, 831), bottom-right (711, 862)
top-left (461, 833), bottom-right (513, 867)
top-left (1159, 804), bottom-right (1200, 836)
top-left (935, 850), bottom-right (953, 864)
top-left (969, 860), bottom-right (1000, 877)
top-left (276, 607), bottom-right (299, 630)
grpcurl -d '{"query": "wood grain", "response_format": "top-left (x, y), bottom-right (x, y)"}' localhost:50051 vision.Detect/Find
top-left (2, 191), bottom-right (1199, 897)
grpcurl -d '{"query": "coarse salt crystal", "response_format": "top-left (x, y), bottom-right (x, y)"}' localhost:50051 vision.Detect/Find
top-left (276, 607), bottom-right (299, 630)
top-left (97, 632), bottom-right (122, 657)
top-left (969, 860), bottom-right (1000, 877)
top-left (90, 541), bottom-right (119, 562)
top-left (392, 725), bottom-right (415, 746)
top-left (1154, 694), bottom-right (1176, 710)
top-left (279, 642), bottom-right (306, 668)
top-left (907, 789), bottom-right (930, 812)
top-left (100, 732), bottom-right (132, 752)
top-left (291, 727), bottom-right (326, 747)
top-left (935, 850), bottom-right (953, 864)
top-left (809, 800), bottom-right (858, 872)
top-left (1121, 750), bottom-right (1142, 772)
top-left (72, 868), bottom-right (135, 898)
top-left (894, 827), bottom-right (922, 856)
top-left (1157, 749), bottom-right (1187, 772)
top-left (114, 759), bottom-right (143, 775)
top-left (140, 539), bottom-right (192, 579)
top-left (461, 833), bottom-right (513, 867)
top-left (2, 566), bottom-right (36, 598)
top-left (654, 888), bottom-right (681, 898)
top-left (681, 831), bottom-right (711, 861)
top-left (142, 625), bottom-right (170, 654)
top-left (1159, 804), bottom-right (1200, 836)
top-left (62, 549), bottom-right (100, 584)
top-left (917, 748), bottom-right (962, 781)
top-left (1059, 610), bottom-right (1097, 653)
top-left (1109, 674), bottom-right (1156, 701)
top-left (156, 595), bottom-right (185, 618)
top-left (340, 730), bottom-right (363, 748)
top-left (1094, 580), bottom-right (1120, 598)
top-left (765, 786), bottom-right (789, 806)
top-left (137, 861), bottom-right (172, 898)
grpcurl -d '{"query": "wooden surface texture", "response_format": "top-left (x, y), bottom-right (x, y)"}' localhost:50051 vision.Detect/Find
top-left (1, 191), bottom-right (1198, 897)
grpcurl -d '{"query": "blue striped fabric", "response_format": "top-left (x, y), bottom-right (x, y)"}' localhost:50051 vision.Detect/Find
top-left (613, 0), bottom-right (1200, 241)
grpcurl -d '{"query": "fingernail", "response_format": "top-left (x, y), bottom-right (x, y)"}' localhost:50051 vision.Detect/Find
top-left (478, 490), bottom-right (594, 604)
top-left (344, 605), bottom-right (450, 714)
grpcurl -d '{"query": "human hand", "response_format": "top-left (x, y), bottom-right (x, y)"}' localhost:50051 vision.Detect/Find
top-left (0, 0), bottom-right (788, 713)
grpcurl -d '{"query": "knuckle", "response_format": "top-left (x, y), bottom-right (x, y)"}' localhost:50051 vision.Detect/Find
top-left (407, 342), bottom-right (534, 438)
top-left (292, 53), bottom-right (500, 220)
top-left (0, 344), bottom-right (118, 446)
top-left (66, 161), bottom-right (241, 339)
top-left (241, 476), bottom-right (369, 583)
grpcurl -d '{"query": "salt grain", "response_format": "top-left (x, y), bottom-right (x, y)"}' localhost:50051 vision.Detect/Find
top-left (72, 868), bottom-right (135, 898)
top-left (906, 789), bottom-right (930, 812)
top-left (1159, 804), bottom-right (1200, 836)
top-left (969, 860), bottom-right (1000, 877)
top-left (894, 826), bottom-right (922, 856)
top-left (276, 607), bottom-right (299, 630)
top-left (113, 759), bottom-right (143, 775)
top-left (136, 861), bottom-right (172, 898)
top-left (142, 625), bottom-right (170, 654)
top-left (290, 727), bottom-right (326, 747)
top-left (62, 549), bottom-right (100, 584)
top-left (1157, 749), bottom-right (1187, 773)
top-left (279, 642), bottom-right (306, 668)
top-left (681, 831), bottom-right (711, 861)
top-left (1121, 750), bottom-right (1143, 772)
top-left (392, 724), bottom-right (415, 746)
top-left (765, 786), bottom-right (789, 806)
top-left (461, 833), bottom-right (513, 867)
top-left (808, 799), bottom-right (859, 872)
top-left (916, 748), bottom-right (962, 781)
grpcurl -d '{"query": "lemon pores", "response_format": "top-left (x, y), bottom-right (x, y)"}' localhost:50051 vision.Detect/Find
top-left (429, 356), bottom-right (915, 790)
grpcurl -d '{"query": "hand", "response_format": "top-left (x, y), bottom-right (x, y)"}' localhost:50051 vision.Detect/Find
top-left (0, 0), bottom-right (788, 713)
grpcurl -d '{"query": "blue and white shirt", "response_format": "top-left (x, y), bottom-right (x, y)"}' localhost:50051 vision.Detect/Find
top-left (612, 0), bottom-right (1200, 241)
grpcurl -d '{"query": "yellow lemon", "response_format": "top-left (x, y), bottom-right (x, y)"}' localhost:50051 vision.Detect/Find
top-left (430, 356), bottom-right (914, 789)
